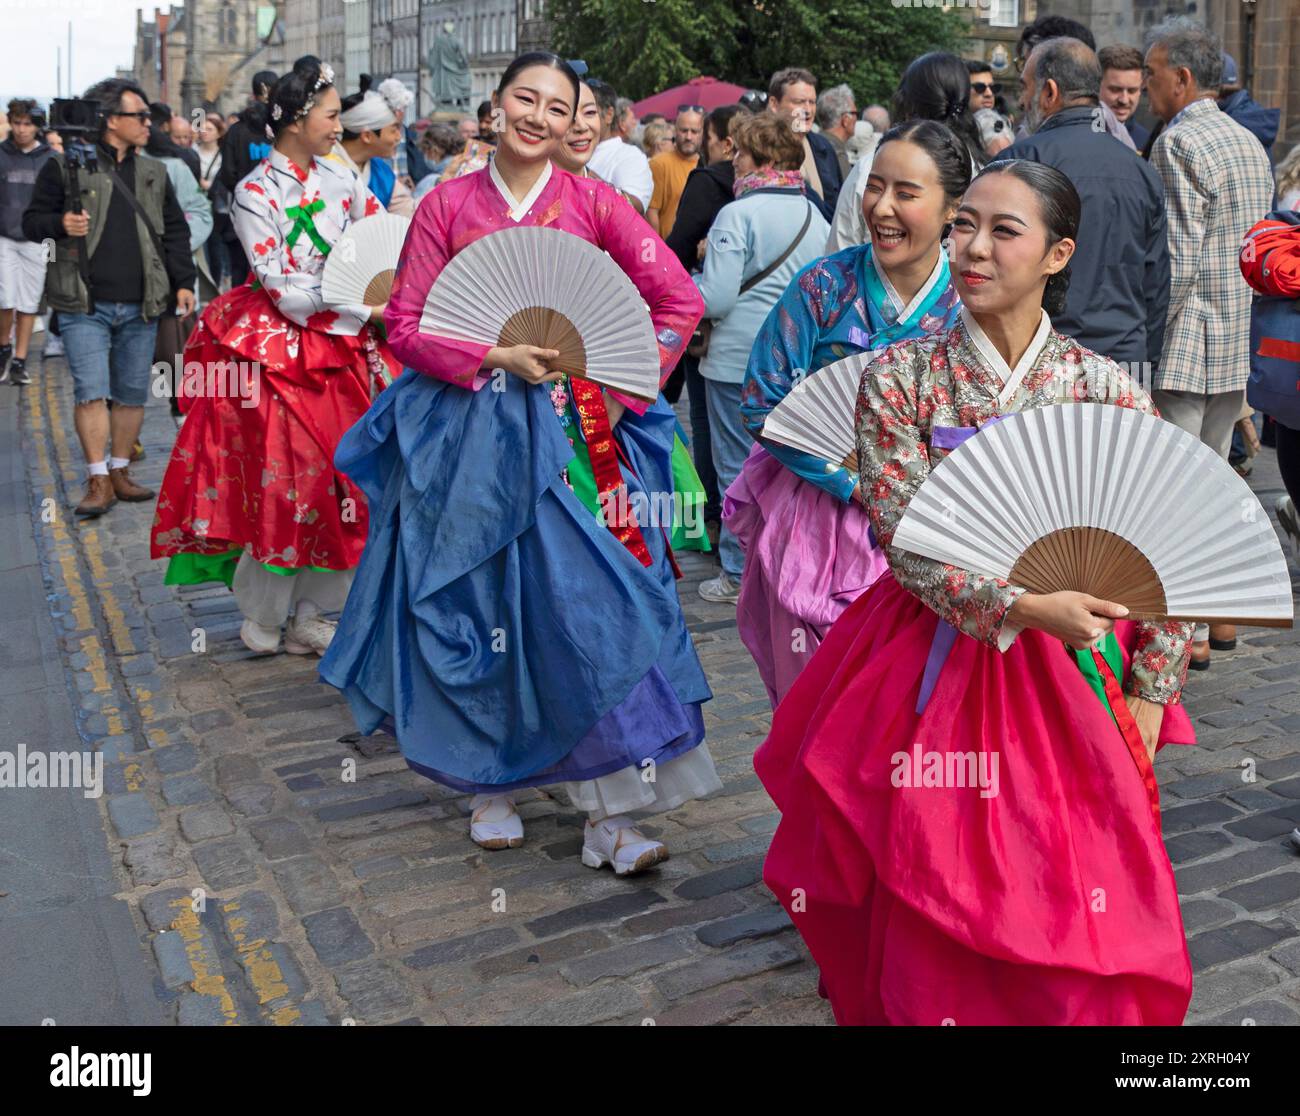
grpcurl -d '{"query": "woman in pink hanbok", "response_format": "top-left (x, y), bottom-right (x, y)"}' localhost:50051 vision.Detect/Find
top-left (756, 161), bottom-right (1197, 1025)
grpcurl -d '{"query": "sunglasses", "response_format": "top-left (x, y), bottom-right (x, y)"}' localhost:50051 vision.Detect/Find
top-left (677, 104), bottom-right (705, 114)
top-left (970, 82), bottom-right (1003, 95)
top-left (113, 111), bottom-right (152, 122)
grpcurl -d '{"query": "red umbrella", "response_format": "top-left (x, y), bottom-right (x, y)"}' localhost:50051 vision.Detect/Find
top-left (631, 76), bottom-right (750, 118)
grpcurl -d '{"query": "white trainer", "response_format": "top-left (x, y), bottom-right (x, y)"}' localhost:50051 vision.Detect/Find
top-left (240, 618), bottom-right (282, 655)
top-left (581, 815), bottom-right (669, 876)
top-left (284, 603), bottom-right (336, 656)
top-left (469, 794), bottom-right (524, 850)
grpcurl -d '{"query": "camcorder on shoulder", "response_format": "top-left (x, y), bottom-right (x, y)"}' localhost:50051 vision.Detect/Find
top-left (49, 97), bottom-right (102, 173)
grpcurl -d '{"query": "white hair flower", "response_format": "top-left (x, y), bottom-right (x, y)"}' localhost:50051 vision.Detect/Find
top-left (378, 77), bottom-right (414, 112)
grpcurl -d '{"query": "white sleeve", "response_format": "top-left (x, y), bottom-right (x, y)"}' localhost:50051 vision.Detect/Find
top-left (616, 148), bottom-right (654, 209)
top-left (826, 158), bottom-right (868, 253)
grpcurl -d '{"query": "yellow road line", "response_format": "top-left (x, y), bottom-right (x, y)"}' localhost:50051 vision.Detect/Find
top-left (221, 899), bottom-right (301, 1025)
top-left (167, 897), bottom-right (240, 1025)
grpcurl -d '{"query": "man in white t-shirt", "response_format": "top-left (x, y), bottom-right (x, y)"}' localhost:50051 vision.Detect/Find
top-left (586, 80), bottom-right (653, 214)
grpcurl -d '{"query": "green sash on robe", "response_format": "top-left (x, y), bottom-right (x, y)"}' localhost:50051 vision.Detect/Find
top-left (1068, 630), bottom-right (1124, 726)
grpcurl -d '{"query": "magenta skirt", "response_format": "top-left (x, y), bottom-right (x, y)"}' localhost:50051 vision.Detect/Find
top-left (723, 445), bottom-right (889, 709)
top-left (755, 574), bottom-right (1196, 1025)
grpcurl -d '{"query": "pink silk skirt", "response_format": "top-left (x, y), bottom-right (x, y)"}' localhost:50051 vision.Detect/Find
top-left (724, 445), bottom-right (889, 709)
top-left (754, 574), bottom-right (1196, 1026)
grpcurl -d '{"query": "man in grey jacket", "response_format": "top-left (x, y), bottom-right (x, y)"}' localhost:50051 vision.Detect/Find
top-left (993, 37), bottom-right (1169, 378)
top-left (23, 78), bottom-right (195, 517)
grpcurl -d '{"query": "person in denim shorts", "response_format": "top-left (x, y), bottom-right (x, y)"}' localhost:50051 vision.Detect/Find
top-left (22, 77), bottom-right (195, 516)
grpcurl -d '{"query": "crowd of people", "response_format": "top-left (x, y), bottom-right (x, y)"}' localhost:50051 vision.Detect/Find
top-left (1, 7), bottom-right (1298, 1026)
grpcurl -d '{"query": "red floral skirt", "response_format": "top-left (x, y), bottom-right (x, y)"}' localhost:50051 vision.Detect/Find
top-left (151, 284), bottom-right (401, 571)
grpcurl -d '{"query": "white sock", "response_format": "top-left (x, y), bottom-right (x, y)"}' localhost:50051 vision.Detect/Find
top-left (87, 460), bottom-right (109, 477)
top-left (470, 793), bottom-right (516, 822)
top-left (109, 456), bottom-right (130, 470)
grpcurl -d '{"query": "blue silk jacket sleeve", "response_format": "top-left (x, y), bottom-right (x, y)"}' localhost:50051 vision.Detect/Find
top-left (739, 262), bottom-right (857, 502)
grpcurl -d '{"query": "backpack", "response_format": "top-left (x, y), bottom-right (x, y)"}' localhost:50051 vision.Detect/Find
top-left (1244, 210), bottom-right (1300, 428)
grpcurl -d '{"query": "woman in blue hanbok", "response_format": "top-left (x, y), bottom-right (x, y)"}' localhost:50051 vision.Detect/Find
top-left (725, 121), bottom-right (969, 707)
top-left (320, 52), bottom-right (720, 875)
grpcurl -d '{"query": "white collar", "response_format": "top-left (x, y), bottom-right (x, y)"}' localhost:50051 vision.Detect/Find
top-left (872, 249), bottom-right (946, 325)
top-left (489, 158), bottom-right (553, 222)
top-left (960, 304), bottom-right (1052, 408)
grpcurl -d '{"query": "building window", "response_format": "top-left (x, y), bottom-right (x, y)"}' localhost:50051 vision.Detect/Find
top-left (220, 0), bottom-right (237, 45)
top-left (987, 0), bottom-right (1018, 28)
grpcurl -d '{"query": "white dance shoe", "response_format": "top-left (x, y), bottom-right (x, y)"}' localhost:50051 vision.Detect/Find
top-left (469, 794), bottom-right (524, 850)
top-left (240, 618), bottom-right (283, 655)
top-left (285, 602), bottom-right (337, 656)
top-left (581, 815), bottom-right (669, 876)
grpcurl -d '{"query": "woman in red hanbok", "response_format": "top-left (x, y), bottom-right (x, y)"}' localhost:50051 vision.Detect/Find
top-left (756, 161), bottom-right (1197, 1025)
top-left (151, 58), bottom-right (400, 655)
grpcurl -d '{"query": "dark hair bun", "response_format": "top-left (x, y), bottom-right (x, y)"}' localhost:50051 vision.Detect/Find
top-left (268, 57), bottom-right (335, 136)
top-left (1043, 267), bottom-right (1071, 316)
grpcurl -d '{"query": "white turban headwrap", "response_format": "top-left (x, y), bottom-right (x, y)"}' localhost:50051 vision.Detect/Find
top-left (377, 78), bottom-right (415, 113)
top-left (341, 91), bottom-right (397, 133)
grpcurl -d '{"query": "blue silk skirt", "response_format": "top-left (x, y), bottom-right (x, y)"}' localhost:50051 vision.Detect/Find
top-left (318, 369), bottom-right (711, 792)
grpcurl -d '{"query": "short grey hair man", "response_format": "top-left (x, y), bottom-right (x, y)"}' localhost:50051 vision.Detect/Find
top-left (861, 104), bottom-right (890, 133)
top-left (614, 96), bottom-right (637, 140)
top-left (1143, 14), bottom-right (1223, 94)
top-left (816, 84), bottom-right (857, 177)
top-left (1021, 36), bottom-right (1101, 134)
top-left (816, 84), bottom-right (857, 132)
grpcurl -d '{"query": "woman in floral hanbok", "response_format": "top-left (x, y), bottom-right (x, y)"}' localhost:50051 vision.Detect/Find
top-left (320, 53), bottom-right (721, 875)
top-left (152, 58), bottom-right (400, 655)
top-left (756, 160), bottom-right (1197, 1025)
top-left (726, 121), bottom-right (967, 708)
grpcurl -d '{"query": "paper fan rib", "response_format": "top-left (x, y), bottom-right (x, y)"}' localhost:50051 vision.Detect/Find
top-left (321, 212), bottom-right (411, 307)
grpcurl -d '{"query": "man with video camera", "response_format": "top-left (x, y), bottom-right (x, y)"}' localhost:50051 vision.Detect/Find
top-left (22, 78), bottom-right (195, 518)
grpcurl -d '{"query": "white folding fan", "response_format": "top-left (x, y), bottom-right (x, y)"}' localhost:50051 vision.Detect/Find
top-left (322, 211), bottom-right (411, 307)
top-left (419, 225), bottom-right (660, 401)
top-left (891, 403), bottom-right (1294, 626)
top-left (760, 351), bottom-right (881, 470)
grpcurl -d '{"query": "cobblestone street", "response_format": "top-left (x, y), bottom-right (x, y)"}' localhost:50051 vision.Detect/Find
top-left (5, 339), bottom-right (1300, 1026)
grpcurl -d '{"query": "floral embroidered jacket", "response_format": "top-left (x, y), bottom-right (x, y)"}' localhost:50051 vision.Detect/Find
top-left (231, 147), bottom-right (381, 335)
top-left (854, 312), bottom-right (1194, 705)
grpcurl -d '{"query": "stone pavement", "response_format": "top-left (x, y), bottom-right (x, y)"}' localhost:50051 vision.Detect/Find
top-left (11, 336), bottom-right (1300, 1026)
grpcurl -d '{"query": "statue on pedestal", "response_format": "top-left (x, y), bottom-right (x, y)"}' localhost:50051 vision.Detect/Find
top-left (427, 20), bottom-right (472, 114)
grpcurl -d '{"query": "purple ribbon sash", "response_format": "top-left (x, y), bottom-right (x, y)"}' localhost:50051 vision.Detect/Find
top-left (913, 421), bottom-right (1002, 715)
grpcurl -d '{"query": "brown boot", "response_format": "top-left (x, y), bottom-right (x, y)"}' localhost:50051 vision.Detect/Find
top-left (109, 465), bottom-right (155, 502)
top-left (1208, 623), bottom-right (1237, 651)
top-left (75, 474), bottom-right (117, 517)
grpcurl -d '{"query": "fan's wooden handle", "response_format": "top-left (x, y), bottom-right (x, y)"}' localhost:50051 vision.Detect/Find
top-left (1127, 613), bottom-right (1293, 628)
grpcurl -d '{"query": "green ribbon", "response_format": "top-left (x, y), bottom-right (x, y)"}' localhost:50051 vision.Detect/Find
top-left (284, 199), bottom-right (331, 256)
top-left (1068, 630), bottom-right (1124, 727)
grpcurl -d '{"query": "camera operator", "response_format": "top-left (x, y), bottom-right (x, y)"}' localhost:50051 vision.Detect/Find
top-left (22, 78), bottom-right (195, 518)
